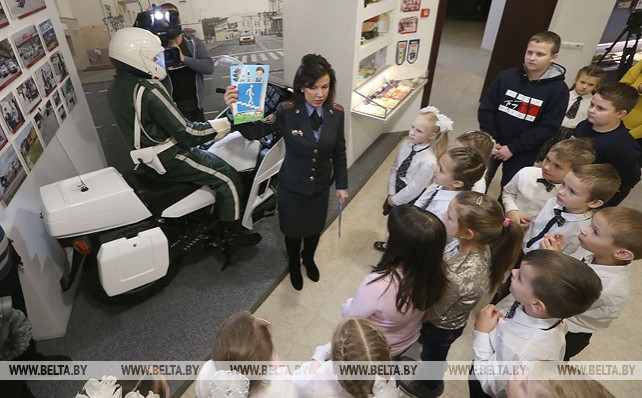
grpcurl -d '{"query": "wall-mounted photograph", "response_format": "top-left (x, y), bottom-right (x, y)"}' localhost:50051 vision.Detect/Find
top-left (57, 103), bottom-right (66, 122)
top-left (34, 61), bottom-right (56, 96)
top-left (16, 76), bottom-right (41, 113)
top-left (15, 121), bottom-right (43, 170)
top-left (0, 4), bottom-right (10, 29)
top-left (38, 19), bottom-right (58, 51)
top-left (0, 126), bottom-right (6, 151)
top-left (13, 25), bottom-right (45, 69)
top-left (0, 39), bottom-right (22, 90)
top-left (1, 91), bottom-right (25, 134)
top-left (0, 145), bottom-right (27, 206)
top-left (7, 0), bottom-right (47, 20)
top-left (50, 51), bottom-right (68, 82)
top-left (61, 77), bottom-right (76, 112)
top-left (401, 0), bottom-right (421, 12)
top-left (33, 99), bottom-right (58, 145)
top-left (52, 89), bottom-right (61, 107)
top-left (398, 16), bottom-right (418, 34)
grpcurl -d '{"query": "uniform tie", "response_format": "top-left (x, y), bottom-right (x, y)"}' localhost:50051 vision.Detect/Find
top-left (310, 109), bottom-right (323, 131)
top-left (526, 208), bottom-right (565, 248)
top-left (504, 301), bottom-right (520, 319)
top-left (565, 96), bottom-right (582, 119)
top-left (395, 147), bottom-right (417, 192)
top-left (536, 178), bottom-right (555, 192)
top-left (421, 187), bottom-right (440, 210)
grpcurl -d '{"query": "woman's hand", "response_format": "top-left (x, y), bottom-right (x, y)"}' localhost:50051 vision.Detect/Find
top-left (224, 85), bottom-right (239, 108)
top-left (336, 189), bottom-right (349, 203)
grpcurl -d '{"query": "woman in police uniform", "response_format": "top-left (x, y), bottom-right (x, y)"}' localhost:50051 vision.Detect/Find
top-left (225, 54), bottom-right (349, 290)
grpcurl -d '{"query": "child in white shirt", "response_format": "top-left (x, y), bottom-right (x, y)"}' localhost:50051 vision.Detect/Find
top-left (294, 317), bottom-right (397, 398)
top-left (503, 138), bottom-right (595, 230)
top-left (469, 250), bottom-right (602, 398)
top-left (557, 207), bottom-right (642, 360)
top-left (375, 146), bottom-right (485, 252)
top-left (414, 147), bottom-right (486, 218)
top-left (536, 65), bottom-right (606, 161)
top-left (374, 106), bottom-right (451, 251)
top-left (524, 163), bottom-right (620, 258)
top-left (453, 130), bottom-right (494, 193)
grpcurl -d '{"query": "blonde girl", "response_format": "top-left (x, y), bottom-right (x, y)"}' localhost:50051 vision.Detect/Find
top-left (382, 106), bottom-right (451, 214)
top-left (294, 317), bottom-right (397, 398)
top-left (400, 191), bottom-right (523, 397)
top-left (195, 311), bottom-right (294, 398)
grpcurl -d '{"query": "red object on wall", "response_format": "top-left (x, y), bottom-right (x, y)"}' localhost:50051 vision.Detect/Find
top-left (420, 8), bottom-right (430, 18)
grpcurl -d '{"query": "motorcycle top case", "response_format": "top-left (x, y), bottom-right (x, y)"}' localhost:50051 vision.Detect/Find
top-left (39, 167), bottom-right (152, 238)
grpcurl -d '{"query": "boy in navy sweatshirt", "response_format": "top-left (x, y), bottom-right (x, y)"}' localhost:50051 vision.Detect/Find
top-left (573, 82), bottom-right (642, 206)
top-left (479, 31), bottom-right (569, 189)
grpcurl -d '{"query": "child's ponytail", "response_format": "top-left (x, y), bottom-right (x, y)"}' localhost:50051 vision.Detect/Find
top-left (488, 219), bottom-right (524, 293)
top-left (451, 192), bottom-right (524, 293)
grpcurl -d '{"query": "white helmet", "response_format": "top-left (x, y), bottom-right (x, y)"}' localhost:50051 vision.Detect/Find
top-left (109, 27), bottom-right (167, 80)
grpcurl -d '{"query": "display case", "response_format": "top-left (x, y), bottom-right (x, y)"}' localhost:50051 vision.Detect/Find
top-left (284, 0), bottom-right (439, 165)
top-left (352, 65), bottom-right (427, 120)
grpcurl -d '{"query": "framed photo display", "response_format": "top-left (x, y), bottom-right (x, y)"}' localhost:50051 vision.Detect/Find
top-left (0, 39), bottom-right (21, 90)
top-left (7, 0), bottom-right (47, 20)
top-left (0, 4), bottom-right (9, 29)
top-left (1, 91), bottom-right (25, 134)
top-left (13, 25), bottom-right (46, 69)
top-left (38, 19), bottom-right (59, 51)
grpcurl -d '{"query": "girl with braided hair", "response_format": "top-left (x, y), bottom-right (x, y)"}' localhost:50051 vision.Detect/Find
top-left (293, 317), bottom-right (397, 398)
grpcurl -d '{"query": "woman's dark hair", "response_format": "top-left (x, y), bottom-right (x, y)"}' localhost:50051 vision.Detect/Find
top-left (292, 53), bottom-right (336, 106)
top-left (371, 204), bottom-right (448, 313)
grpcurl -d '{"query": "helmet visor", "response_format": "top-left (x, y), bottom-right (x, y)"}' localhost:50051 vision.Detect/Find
top-left (154, 51), bottom-right (166, 70)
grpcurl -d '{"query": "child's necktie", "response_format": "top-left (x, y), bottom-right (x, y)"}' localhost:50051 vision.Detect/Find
top-left (566, 96), bottom-right (582, 119)
top-left (526, 208), bottom-right (566, 248)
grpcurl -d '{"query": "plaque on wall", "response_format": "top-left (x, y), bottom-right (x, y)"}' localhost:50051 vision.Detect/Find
top-left (0, 145), bottom-right (27, 206)
top-left (0, 39), bottom-right (21, 90)
top-left (7, 0), bottom-right (47, 20)
top-left (12, 25), bottom-right (46, 69)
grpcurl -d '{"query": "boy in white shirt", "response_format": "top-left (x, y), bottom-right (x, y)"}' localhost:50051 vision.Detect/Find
top-left (535, 65), bottom-right (606, 161)
top-left (503, 138), bottom-right (595, 230)
top-left (562, 207), bottom-right (642, 360)
top-left (523, 163), bottom-right (620, 258)
top-left (469, 250), bottom-right (602, 398)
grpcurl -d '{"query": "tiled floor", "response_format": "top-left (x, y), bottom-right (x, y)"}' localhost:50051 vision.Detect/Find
top-left (180, 20), bottom-right (642, 397)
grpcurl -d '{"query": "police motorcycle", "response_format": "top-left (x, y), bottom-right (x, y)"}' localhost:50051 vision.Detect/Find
top-left (38, 52), bottom-right (290, 303)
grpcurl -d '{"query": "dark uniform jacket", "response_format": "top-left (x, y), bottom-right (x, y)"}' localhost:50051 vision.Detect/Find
top-left (236, 100), bottom-right (348, 196)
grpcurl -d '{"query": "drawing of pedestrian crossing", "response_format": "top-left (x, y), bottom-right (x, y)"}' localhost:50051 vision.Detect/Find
top-left (214, 51), bottom-right (284, 66)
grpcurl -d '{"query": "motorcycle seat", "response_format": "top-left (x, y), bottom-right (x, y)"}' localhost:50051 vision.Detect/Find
top-left (123, 170), bottom-right (200, 216)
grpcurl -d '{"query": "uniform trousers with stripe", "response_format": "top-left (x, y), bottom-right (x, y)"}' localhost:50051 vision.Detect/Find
top-left (157, 146), bottom-right (243, 222)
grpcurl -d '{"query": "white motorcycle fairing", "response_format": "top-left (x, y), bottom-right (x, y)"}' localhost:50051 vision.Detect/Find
top-left (97, 227), bottom-right (169, 297)
top-left (39, 167), bottom-right (152, 239)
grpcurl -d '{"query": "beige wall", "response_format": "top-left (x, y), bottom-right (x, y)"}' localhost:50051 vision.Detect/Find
top-left (60, 17), bottom-right (90, 70)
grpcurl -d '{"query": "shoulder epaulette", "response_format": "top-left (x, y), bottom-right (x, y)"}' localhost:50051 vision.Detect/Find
top-left (332, 103), bottom-right (344, 112)
top-left (281, 100), bottom-right (295, 111)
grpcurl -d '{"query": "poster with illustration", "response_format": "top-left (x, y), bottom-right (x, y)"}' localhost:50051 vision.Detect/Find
top-left (401, 0), bottom-right (421, 12)
top-left (13, 25), bottom-right (45, 69)
top-left (7, 0), bottom-right (47, 20)
top-left (16, 77), bottom-right (42, 113)
top-left (61, 78), bottom-right (76, 112)
top-left (0, 4), bottom-right (9, 29)
top-left (230, 64), bottom-right (269, 124)
top-left (15, 121), bottom-right (43, 171)
top-left (1, 92), bottom-right (25, 134)
top-left (0, 145), bottom-right (27, 206)
top-left (33, 99), bottom-right (59, 145)
top-left (38, 19), bottom-right (59, 51)
top-left (0, 39), bottom-right (22, 90)
top-left (34, 61), bottom-right (56, 96)
top-left (50, 51), bottom-right (68, 82)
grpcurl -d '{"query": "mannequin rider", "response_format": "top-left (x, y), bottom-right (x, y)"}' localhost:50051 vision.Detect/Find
top-left (107, 27), bottom-right (260, 246)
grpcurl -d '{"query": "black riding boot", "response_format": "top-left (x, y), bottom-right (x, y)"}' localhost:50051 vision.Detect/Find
top-left (285, 236), bottom-right (303, 290)
top-left (221, 220), bottom-right (262, 247)
top-left (301, 235), bottom-right (320, 282)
